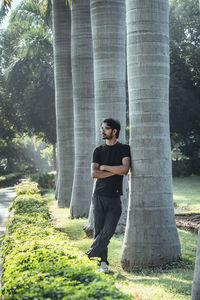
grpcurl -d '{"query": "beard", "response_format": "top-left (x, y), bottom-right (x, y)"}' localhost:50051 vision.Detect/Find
top-left (102, 133), bottom-right (112, 140)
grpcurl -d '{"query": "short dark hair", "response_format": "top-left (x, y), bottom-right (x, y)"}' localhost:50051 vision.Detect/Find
top-left (102, 118), bottom-right (121, 138)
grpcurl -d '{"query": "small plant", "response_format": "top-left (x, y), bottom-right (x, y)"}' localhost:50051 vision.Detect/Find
top-left (0, 182), bottom-right (132, 300)
top-left (30, 172), bottom-right (56, 189)
top-left (15, 180), bottom-right (40, 195)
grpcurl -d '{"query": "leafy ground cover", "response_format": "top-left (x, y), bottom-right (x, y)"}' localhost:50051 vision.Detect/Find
top-left (0, 182), bottom-right (132, 300)
top-left (46, 175), bottom-right (200, 300)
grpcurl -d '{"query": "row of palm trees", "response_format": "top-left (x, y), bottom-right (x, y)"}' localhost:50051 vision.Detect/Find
top-left (1, 0), bottom-right (200, 293)
top-left (52, 0), bottom-right (181, 272)
top-left (53, 0), bottom-right (129, 235)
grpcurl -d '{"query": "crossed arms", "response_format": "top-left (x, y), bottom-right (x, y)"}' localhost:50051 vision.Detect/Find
top-left (91, 157), bottom-right (130, 179)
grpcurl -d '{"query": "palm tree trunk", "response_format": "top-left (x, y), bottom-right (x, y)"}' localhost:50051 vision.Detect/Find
top-left (53, 143), bottom-right (56, 171)
top-left (83, 199), bottom-right (95, 238)
top-left (191, 227), bottom-right (200, 299)
top-left (121, 0), bottom-right (181, 271)
top-left (84, 0), bottom-right (128, 236)
top-left (52, 0), bottom-right (74, 208)
top-left (70, 0), bottom-right (95, 218)
top-left (91, 0), bottom-right (126, 138)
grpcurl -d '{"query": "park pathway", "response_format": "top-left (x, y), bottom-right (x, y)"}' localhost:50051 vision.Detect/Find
top-left (0, 187), bottom-right (16, 289)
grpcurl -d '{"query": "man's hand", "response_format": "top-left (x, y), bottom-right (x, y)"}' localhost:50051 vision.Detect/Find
top-left (99, 157), bottom-right (130, 176)
top-left (99, 165), bottom-right (106, 171)
top-left (91, 163), bottom-right (115, 179)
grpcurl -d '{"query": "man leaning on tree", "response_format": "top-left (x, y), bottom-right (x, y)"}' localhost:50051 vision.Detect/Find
top-left (86, 118), bottom-right (131, 274)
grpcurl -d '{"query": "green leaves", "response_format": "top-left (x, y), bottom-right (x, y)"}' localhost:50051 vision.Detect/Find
top-left (169, 0), bottom-right (200, 170)
top-left (1, 182), bottom-right (132, 299)
top-left (0, 0), bottom-right (56, 146)
top-left (15, 181), bottom-right (40, 195)
top-left (66, 0), bottom-right (72, 9)
top-left (0, 172), bottom-right (23, 188)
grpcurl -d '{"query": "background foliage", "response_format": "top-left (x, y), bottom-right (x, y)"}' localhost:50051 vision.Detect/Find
top-left (0, 0), bottom-right (199, 176)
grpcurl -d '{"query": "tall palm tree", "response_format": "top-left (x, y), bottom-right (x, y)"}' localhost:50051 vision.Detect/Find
top-left (83, 0), bottom-right (128, 235)
top-left (91, 0), bottom-right (126, 138)
top-left (52, 0), bottom-right (74, 208)
top-left (121, 0), bottom-right (181, 271)
top-left (0, 0), bottom-right (56, 154)
top-left (69, 0), bottom-right (95, 218)
top-left (191, 227), bottom-right (200, 299)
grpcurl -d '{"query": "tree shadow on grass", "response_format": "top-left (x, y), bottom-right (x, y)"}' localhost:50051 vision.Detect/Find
top-left (112, 258), bottom-right (194, 298)
top-left (126, 275), bottom-right (191, 298)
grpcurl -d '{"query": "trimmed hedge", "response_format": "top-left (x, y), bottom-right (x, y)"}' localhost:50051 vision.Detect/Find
top-left (30, 172), bottom-right (56, 189)
top-left (14, 181), bottom-right (40, 195)
top-left (0, 173), bottom-right (23, 188)
top-left (172, 159), bottom-right (200, 177)
top-left (0, 182), bottom-right (132, 300)
top-left (172, 160), bottom-right (192, 177)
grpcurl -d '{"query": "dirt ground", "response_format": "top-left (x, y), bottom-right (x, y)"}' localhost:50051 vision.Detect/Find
top-left (175, 212), bottom-right (200, 234)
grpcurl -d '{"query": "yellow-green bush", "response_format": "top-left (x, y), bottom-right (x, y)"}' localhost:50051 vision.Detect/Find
top-left (0, 182), bottom-right (132, 300)
top-left (15, 181), bottom-right (40, 195)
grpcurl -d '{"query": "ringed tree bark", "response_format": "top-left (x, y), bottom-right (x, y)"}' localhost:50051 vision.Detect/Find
top-left (121, 0), bottom-right (181, 271)
top-left (191, 227), bottom-right (200, 299)
top-left (52, 0), bottom-right (74, 208)
top-left (83, 0), bottom-right (128, 236)
top-left (70, 0), bottom-right (95, 218)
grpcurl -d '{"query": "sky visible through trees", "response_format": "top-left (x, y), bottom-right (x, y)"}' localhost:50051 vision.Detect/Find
top-left (0, 0), bottom-right (22, 28)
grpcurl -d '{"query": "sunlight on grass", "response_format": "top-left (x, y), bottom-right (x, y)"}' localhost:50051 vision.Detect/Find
top-left (173, 176), bottom-right (200, 212)
top-left (178, 230), bottom-right (198, 265)
top-left (174, 195), bottom-right (188, 201)
top-left (190, 204), bottom-right (200, 211)
top-left (47, 187), bottom-right (198, 300)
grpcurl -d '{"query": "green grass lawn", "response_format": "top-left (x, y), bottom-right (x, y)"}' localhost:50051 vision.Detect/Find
top-left (44, 176), bottom-right (200, 300)
top-left (173, 175), bottom-right (200, 212)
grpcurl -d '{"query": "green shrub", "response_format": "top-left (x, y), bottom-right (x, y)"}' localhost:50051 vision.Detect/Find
top-left (7, 215), bottom-right (51, 234)
top-left (15, 181), bottom-right (40, 195)
top-left (190, 158), bottom-right (200, 175)
top-left (172, 159), bottom-right (192, 177)
top-left (0, 173), bottom-right (23, 188)
top-left (0, 183), bottom-right (132, 300)
top-left (30, 172), bottom-right (56, 189)
top-left (10, 194), bottom-right (51, 220)
top-left (172, 158), bottom-right (200, 177)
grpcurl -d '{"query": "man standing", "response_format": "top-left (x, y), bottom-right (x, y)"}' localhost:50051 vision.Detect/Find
top-left (86, 118), bottom-right (130, 273)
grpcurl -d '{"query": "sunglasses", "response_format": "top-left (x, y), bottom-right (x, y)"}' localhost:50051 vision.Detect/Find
top-left (100, 126), bottom-right (112, 131)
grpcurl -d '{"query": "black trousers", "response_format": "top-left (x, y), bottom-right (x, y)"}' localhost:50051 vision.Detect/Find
top-left (87, 194), bottom-right (122, 264)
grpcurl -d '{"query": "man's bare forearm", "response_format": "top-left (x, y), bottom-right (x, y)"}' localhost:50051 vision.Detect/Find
top-left (100, 165), bottom-right (129, 175)
top-left (92, 169), bottom-right (115, 179)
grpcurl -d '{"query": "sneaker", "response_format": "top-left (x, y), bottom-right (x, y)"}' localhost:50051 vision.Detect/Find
top-left (99, 261), bottom-right (109, 274)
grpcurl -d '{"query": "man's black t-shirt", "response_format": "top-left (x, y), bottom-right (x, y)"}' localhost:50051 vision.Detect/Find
top-left (92, 142), bottom-right (130, 197)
